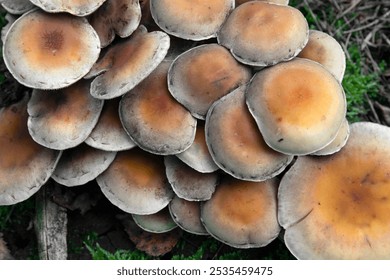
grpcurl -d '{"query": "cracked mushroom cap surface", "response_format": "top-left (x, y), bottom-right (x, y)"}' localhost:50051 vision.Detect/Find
top-left (150, 0), bottom-right (234, 41)
top-left (1, 0), bottom-right (34, 15)
top-left (201, 176), bottom-right (280, 248)
top-left (0, 95), bottom-right (62, 205)
top-left (246, 58), bottom-right (346, 156)
top-left (3, 9), bottom-right (100, 90)
top-left (132, 207), bottom-right (177, 233)
top-left (206, 85), bottom-right (293, 181)
top-left (217, 1), bottom-right (308, 67)
top-left (29, 0), bottom-right (107, 16)
top-left (279, 122), bottom-right (390, 259)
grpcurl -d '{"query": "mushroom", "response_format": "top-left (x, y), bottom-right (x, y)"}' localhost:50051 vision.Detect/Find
top-left (201, 175), bottom-right (280, 248)
top-left (279, 122), bottom-right (390, 259)
top-left (96, 148), bottom-right (174, 215)
top-left (119, 60), bottom-right (197, 155)
top-left (206, 84), bottom-right (293, 181)
top-left (85, 98), bottom-right (136, 152)
top-left (132, 207), bottom-right (177, 233)
top-left (169, 195), bottom-right (208, 235)
top-left (3, 9), bottom-right (100, 90)
top-left (150, 0), bottom-right (234, 41)
top-left (217, 1), bottom-right (308, 67)
top-left (89, 0), bottom-right (141, 48)
top-left (51, 143), bottom-right (116, 187)
top-left (86, 25), bottom-right (170, 100)
top-left (0, 95), bottom-right (62, 205)
top-left (164, 156), bottom-right (218, 201)
top-left (168, 43), bottom-right (252, 119)
top-left (29, 0), bottom-right (107, 16)
top-left (1, 13), bottom-right (16, 43)
top-left (246, 58), bottom-right (346, 155)
top-left (1, 0), bottom-right (34, 15)
top-left (236, 0), bottom-right (289, 5)
top-left (298, 30), bottom-right (346, 81)
top-left (27, 79), bottom-right (104, 150)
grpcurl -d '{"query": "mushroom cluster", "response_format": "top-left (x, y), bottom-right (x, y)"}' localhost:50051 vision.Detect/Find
top-left (1, 0), bottom-right (390, 259)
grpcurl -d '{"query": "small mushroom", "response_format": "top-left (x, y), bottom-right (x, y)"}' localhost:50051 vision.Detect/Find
top-left (0, 95), bottom-right (62, 205)
top-left (29, 0), bottom-right (107, 16)
top-left (1, 0), bottom-right (34, 15)
top-left (96, 148), bottom-right (174, 215)
top-left (217, 1), bottom-right (308, 67)
top-left (3, 9), bottom-right (100, 90)
top-left (86, 25), bottom-right (170, 100)
top-left (246, 58), bottom-right (346, 155)
top-left (206, 85), bottom-right (293, 181)
top-left (132, 207), bottom-right (177, 233)
top-left (168, 43), bottom-right (252, 119)
top-left (279, 122), bottom-right (390, 259)
top-left (150, 0), bottom-right (234, 41)
top-left (119, 60), bottom-right (197, 155)
top-left (298, 30), bottom-right (346, 81)
top-left (201, 175), bottom-right (280, 248)
top-left (1, 13), bottom-right (16, 43)
top-left (51, 143), bottom-right (116, 187)
top-left (89, 0), bottom-right (141, 48)
top-left (27, 79), bottom-right (104, 150)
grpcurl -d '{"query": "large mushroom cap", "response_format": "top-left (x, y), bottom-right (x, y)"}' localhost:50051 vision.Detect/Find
top-left (132, 207), bottom-right (177, 233)
top-left (3, 9), bottom-right (100, 90)
top-left (150, 0), bottom-right (234, 41)
top-left (0, 95), bottom-right (62, 205)
top-left (168, 43), bottom-right (252, 119)
top-left (279, 122), bottom-right (390, 259)
top-left (119, 60), bottom-right (197, 155)
top-left (97, 148), bottom-right (174, 215)
top-left (206, 85), bottom-right (293, 181)
top-left (29, 0), bottom-right (107, 16)
top-left (201, 176), bottom-right (280, 248)
top-left (246, 58), bottom-right (346, 155)
top-left (1, 0), bottom-right (34, 15)
top-left (217, 1), bottom-right (308, 67)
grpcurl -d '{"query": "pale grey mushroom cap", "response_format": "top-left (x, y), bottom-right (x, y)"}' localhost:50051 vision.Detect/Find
top-left (132, 207), bottom-right (177, 234)
top-left (27, 79), bottom-right (104, 150)
top-left (97, 148), bottom-right (174, 215)
top-left (119, 60), bottom-right (197, 155)
top-left (0, 95), bottom-right (62, 205)
top-left (52, 143), bottom-right (116, 187)
top-left (150, 0), bottom-right (234, 41)
top-left (1, 0), bottom-right (34, 15)
top-left (217, 2), bottom-right (308, 67)
top-left (246, 58), bottom-right (346, 155)
top-left (29, 0), bottom-right (107, 16)
top-left (3, 9), bottom-right (100, 90)
top-left (169, 195), bottom-right (208, 235)
top-left (164, 156), bottom-right (218, 201)
top-left (206, 85), bottom-right (293, 181)
top-left (279, 122), bottom-right (390, 259)
top-left (201, 176), bottom-right (281, 248)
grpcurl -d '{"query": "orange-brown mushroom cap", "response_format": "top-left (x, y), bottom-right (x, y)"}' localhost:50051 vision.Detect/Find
top-left (246, 58), bottom-right (346, 155)
top-left (201, 176), bottom-right (280, 248)
top-left (279, 122), bottom-right (390, 259)
top-left (29, 0), bottom-right (107, 16)
top-left (0, 95), bottom-right (62, 205)
top-left (3, 9), bottom-right (101, 90)
top-left (132, 207), bottom-right (177, 233)
top-left (1, 0), bottom-right (34, 15)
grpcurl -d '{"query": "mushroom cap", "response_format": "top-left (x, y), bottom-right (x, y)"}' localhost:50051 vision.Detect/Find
top-left (88, 26), bottom-right (170, 100)
top-left (29, 0), bottom-right (107, 16)
top-left (169, 195), bottom-right (208, 235)
top-left (0, 95), bottom-right (62, 205)
top-left (217, 2), bottom-right (308, 67)
top-left (150, 0), bottom-right (234, 41)
top-left (27, 79), bottom-right (104, 150)
top-left (279, 122), bottom-right (390, 259)
top-left (201, 176), bottom-right (280, 248)
top-left (1, 13), bottom-right (17, 43)
top-left (97, 148), bottom-right (174, 215)
top-left (52, 143), bottom-right (116, 187)
top-left (206, 85), bottom-right (293, 181)
top-left (168, 43), bottom-right (252, 119)
top-left (236, 0), bottom-right (289, 5)
top-left (3, 9), bottom-right (100, 90)
top-left (246, 58), bottom-right (346, 155)
top-left (176, 122), bottom-right (219, 173)
top-left (1, 0), bottom-right (34, 15)
top-left (85, 98), bottom-right (136, 152)
top-left (119, 60), bottom-right (197, 155)
top-left (132, 207), bottom-right (177, 233)
top-left (89, 0), bottom-right (141, 48)
top-left (298, 30), bottom-right (346, 81)
top-left (164, 156), bottom-right (218, 201)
